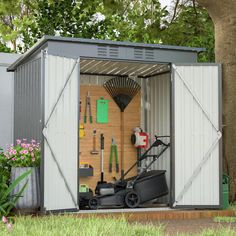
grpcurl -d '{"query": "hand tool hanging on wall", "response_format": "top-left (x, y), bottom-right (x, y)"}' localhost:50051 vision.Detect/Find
top-left (84, 91), bottom-right (93, 123)
top-left (79, 99), bottom-right (82, 120)
top-left (99, 134), bottom-right (105, 183)
top-left (79, 124), bottom-right (85, 138)
top-left (104, 77), bottom-right (141, 180)
top-left (90, 129), bottom-right (99, 155)
top-left (109, 137), bottom-right (119, 173)
top-left (95, 133), bottom-right (115, 196)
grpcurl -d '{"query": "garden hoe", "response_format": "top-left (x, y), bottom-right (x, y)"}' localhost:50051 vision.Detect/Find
top-left (95, 134), bottom-right (115, 196)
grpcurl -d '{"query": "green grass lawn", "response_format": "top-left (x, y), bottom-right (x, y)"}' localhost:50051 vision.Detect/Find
top-left (0, 215), bottom-right (163, 236)
top-left (1, 215), bottom-right (236, 236)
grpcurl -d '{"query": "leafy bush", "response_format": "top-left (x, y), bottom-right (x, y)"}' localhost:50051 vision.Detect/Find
top-left (0, 148), bottom-right (11, 185)
top-left (0, 169), bottom-right (31, 218)
top-left (3, 139), bottom-right (40, 167)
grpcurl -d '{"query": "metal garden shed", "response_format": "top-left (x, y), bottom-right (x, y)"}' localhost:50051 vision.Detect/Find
top-left (8, 36), bottom-right (222, 212)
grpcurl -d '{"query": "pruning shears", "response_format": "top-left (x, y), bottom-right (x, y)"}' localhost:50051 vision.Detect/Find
top-left (109, 137), bottom-right (119, 173)
top-left (84, 91), bottom-right (93, 123)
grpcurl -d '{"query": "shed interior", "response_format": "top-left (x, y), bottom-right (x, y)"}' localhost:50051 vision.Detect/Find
top-left (79, 59), bottom-right (171, 209)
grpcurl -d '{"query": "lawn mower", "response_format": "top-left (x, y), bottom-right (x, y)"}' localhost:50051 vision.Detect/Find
top-left (88, 135), bottom-right (170, 209)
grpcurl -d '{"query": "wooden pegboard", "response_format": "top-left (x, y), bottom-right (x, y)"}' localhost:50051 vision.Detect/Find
top-left (79, 85), bottom-right (140, 191)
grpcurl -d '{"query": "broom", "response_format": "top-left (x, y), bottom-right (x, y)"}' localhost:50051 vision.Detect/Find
top-left (104, 77), bottom-right (141, 179)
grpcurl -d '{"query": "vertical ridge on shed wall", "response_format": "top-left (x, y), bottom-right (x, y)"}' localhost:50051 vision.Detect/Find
top-left (141, 74), bottom-right (171, 203)
top-left (44, 55), bottom-right (78, 211)
top-left (173, 65), bottom-right (220, 206)
top-left (14, 58), bottom-right (41, 142)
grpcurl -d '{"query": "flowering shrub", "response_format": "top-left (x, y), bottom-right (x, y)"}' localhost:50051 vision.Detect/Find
top-left (4, 139), bottom-right (40, 167)
top-left (2, 216), bottom-right (13, 231)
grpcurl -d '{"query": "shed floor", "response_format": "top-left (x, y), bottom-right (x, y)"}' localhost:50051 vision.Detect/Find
top-left (76, 208), bottom-right (235, 221)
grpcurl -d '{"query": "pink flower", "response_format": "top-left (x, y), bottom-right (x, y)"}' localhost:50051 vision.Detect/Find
top-left (29, 147), bottom-right (33, 152)
top-left (31, 139), bottom-right (36, 143)
top-left (20, 150), bottom-right (24, 155)
top-left (20, 156), bottom-right (24, 160)
top-left (12, 158), bottom-right (16, 161)
top-left (23, 150), bottom-right (28, 155)
top-left (16, 139), bottom-right (21, 145)
top-left (21, 143), bottom-right (26, 148)
top-left (6, 223), bottom-right (13, 231)
top-left (32, 158), bottom-right (35, 162)
top-left (2, 216), bottom-right (8, 224)
top-left (12, 150), bottom-right (17, 155)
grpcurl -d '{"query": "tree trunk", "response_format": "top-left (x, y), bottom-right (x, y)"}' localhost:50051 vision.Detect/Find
top-left (197, 0), bottom-right (236, 201)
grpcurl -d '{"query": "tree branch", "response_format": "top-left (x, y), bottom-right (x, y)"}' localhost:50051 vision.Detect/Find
top-left (192, 0), bottom-right (198, 18)
top-left (170, 0), bottom-right (180, 23)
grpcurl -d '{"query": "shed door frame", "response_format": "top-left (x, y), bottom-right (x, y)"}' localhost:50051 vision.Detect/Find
top-left (170, 63), bottom-right (222, 208)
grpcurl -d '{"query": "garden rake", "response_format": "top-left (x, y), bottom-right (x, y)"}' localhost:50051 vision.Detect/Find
top-left (103, 77), bottom-right (141, 179)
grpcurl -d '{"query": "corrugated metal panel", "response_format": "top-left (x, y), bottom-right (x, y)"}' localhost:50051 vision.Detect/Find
top-left (80, 59), bottom-right (169, 78)
top-left (80, 74), bottom-right (141, 86)
top-left (43, 55), bottom-right (78, 211)
top-left (141, 74), bottom-right (171, 203)
top-left (14, 58), bottom-right (41, 142)
top-left (173, 64), bottom-right (220, 206)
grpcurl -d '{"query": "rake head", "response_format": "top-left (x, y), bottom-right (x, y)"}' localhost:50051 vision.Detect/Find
top-left (103, 77), bottom-right (141, 112)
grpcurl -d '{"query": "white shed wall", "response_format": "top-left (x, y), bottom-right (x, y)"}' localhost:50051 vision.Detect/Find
top-left (141, 73), bottom-right (171, 203)
top-left (0, 53), bottom-right (20, 149)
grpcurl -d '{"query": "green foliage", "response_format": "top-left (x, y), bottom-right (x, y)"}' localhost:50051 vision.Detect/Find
top-left (0, 169), bottom-right (31, 218)
top-left (0, 148), bottom-right (11, 185)
top-left (161, 4), bottom-right (214, 62)
top-left (34, 0), bottom-right (112, 39)
top-left (0, 0), bottom-right (215, 62)
top-left (0, 42), bottom-right (10, 52)
top-left (102, 0), bottom-right (167, 43)
top-left (0, 0), bottom-right (37, 52)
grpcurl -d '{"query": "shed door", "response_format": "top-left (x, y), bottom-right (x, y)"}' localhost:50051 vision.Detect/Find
top-left (172, 64), bottom-right (222, 208)
top-left (43, 55), bottom-right (79, 211)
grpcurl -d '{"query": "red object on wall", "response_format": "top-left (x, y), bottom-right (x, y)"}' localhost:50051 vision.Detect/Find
top-left (131, 128), bottom-right (149, 148)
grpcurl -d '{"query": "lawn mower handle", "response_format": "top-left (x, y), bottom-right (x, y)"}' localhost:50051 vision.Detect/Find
top-left (122, 136), bottom-right (170, 179)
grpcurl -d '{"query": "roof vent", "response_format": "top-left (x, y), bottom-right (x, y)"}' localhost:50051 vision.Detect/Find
top-left (97, 46), bottom-right (108, 57)
top-left (145, 49), bottom-right (154, 60)
top-left (109, 46), bottom-right (119, 58)
top-left (134, 48), bottom-right (143, 59)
